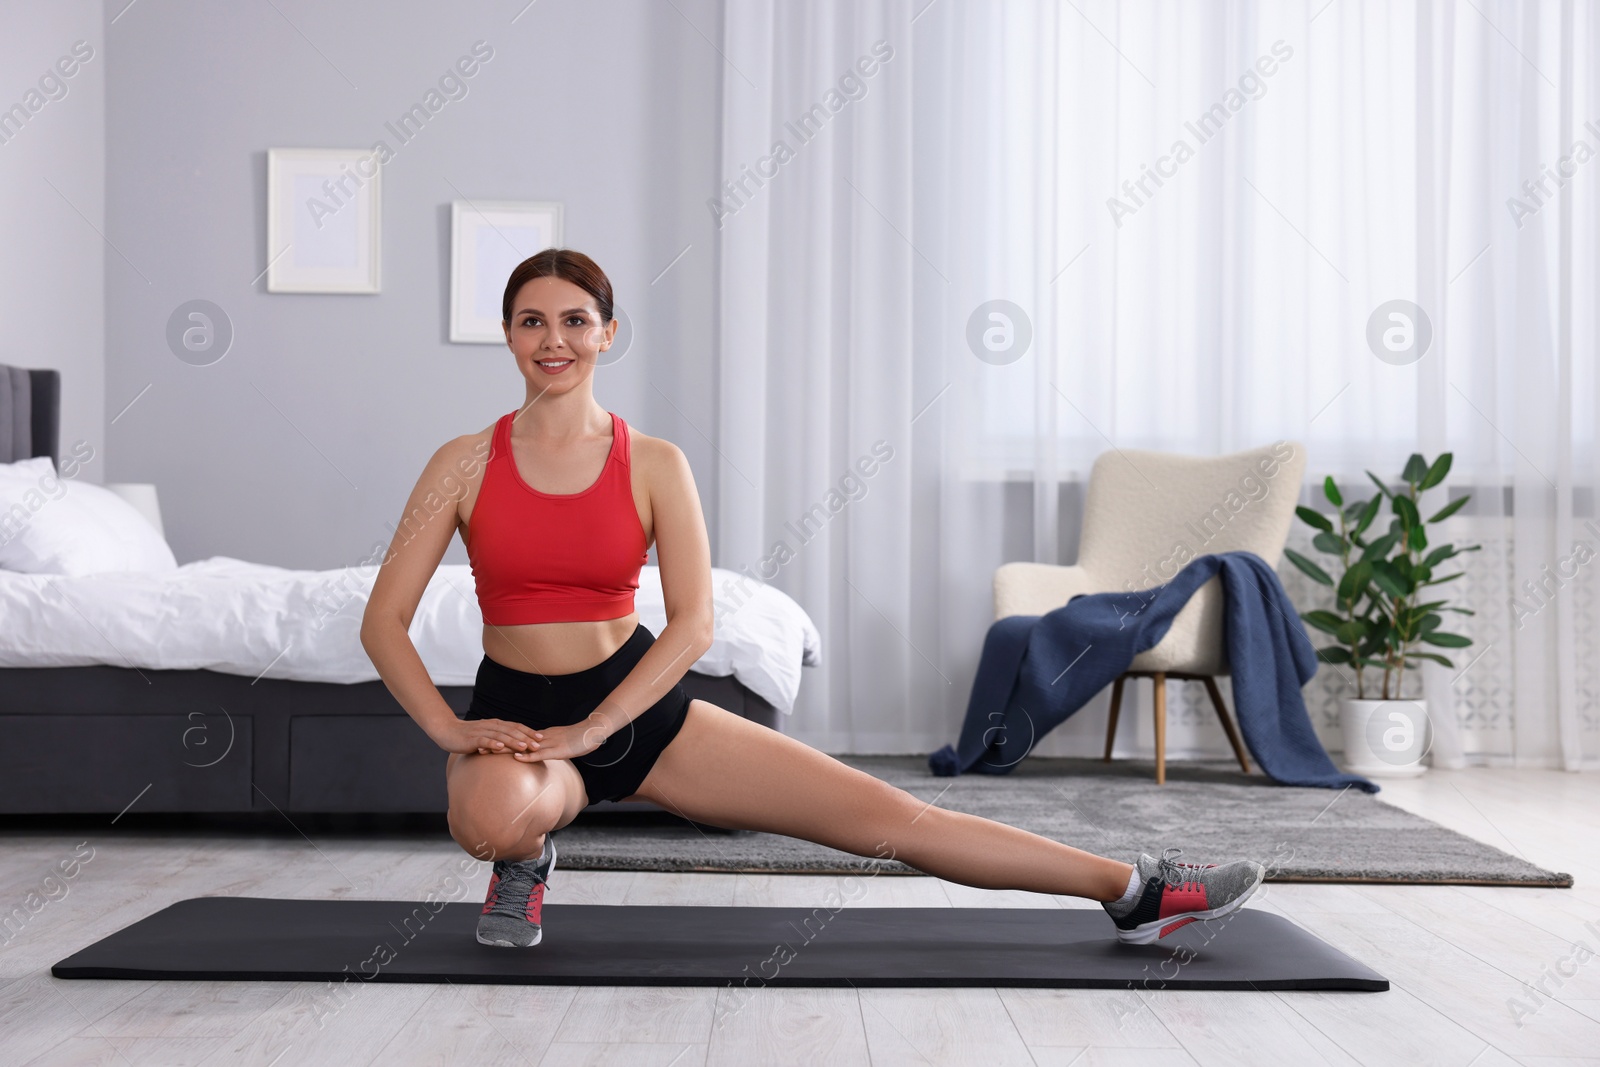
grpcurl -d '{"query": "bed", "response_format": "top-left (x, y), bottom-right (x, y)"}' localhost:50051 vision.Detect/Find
top-left (0, 365), bottom-right (820, 816)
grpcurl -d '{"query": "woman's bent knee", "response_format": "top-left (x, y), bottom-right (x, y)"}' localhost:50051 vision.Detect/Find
top-left (444, 753), bottom-right (586, 856)
top-left (447, 802), bottom-right (525, 861)
top-left (448, 815), bottom-right (522, 861)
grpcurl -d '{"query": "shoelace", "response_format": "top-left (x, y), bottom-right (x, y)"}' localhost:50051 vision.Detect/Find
top-left (486, 847), bottom-right (551, 921)
top-left (1155, 846), bottom-right (1213, 890)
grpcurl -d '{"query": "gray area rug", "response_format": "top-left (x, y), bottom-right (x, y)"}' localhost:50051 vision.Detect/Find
top-left (561, 756), bottom-right (1573, 886)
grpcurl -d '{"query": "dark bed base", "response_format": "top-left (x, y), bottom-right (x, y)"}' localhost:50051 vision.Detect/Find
top-left (0, 665), bottom-right (779, 816)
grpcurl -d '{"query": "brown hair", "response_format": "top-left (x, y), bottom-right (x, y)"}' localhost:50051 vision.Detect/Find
top-left (501, 248), bottom-right (614, 326)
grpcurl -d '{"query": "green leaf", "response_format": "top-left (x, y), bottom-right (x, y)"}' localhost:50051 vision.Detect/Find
top-left (1283, 547), bottom-right (1333, 586)
top-left (1420, 453), bottom-right (1453, 490)
top-left (1423, 545), bottom-right (1459, 568)
top-left (1317, 646), bottom-right (1353, 664)
top-left (1312, 531), bottom-right (1345, 555)
top-left (1338, 560), bottom-right (1373, 605)
top-left (1335, 620), bottom-right (1368, 645)
top-left (1302, 610), bottom-right (1345, 635)
top-left (1365, 471), bottom-right (1392, 499)
top-left (1406, 651), bottom-right (1455, 667)
top-left (1417, 612), bottom-right (1443, 633)
top-left (1362, 620), bottom-right (1396, 643)
top-left (1445, 607), bottom-right (1476, 615)
top-left (1393, 494), bottom-right (1421, 529)
top-left (1361, 532), bottom-right (1400, 563)
top-left (1296, 506), bottom-right (1334, 533)
top-left (1428, 495), bottom-right (1470, 523)
top-left (1323, 476), bottom-right (1343, 507)
top-left (1354, 495), bottom-right (1383, 537)
top-left (1421, 631), bottom-right (1472, 648)
top-left (1402, 453), bottom-right (1429, 485)
top-left (1371, 562), bottom-right (1408, 598)
top-left (1423, 572), bottom-right (1464, 586)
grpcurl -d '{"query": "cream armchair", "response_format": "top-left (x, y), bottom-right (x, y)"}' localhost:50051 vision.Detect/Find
top-left (993, 441), bottom-right (1308, 784)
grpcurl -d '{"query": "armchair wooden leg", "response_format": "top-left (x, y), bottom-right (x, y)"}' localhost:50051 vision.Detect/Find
top-left (1103, 675), bottom-right (1126, 762)
top-left (1152, 672), bottom-right (1167, 785)
top-left (1203, 676), bottom-right (1251, 774)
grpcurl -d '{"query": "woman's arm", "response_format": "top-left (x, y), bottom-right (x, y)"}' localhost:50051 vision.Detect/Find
top-left (360, 435), bottom-right (542, 756)
top-left (583, 437), bottom-right (715, 741)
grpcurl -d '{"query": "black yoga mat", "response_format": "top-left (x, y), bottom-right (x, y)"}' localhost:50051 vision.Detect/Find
top-left (52, 896), bottom-right (1388, 991)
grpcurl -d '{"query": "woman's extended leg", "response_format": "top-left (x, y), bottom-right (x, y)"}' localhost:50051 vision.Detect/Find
top-left (628, 700), bottom-right (1136, 902)
top-left (445, 749), bottom-right (590, 863)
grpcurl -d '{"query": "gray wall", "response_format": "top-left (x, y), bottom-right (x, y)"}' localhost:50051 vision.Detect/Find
top-left (0, 0), bottom-right (105, 471)
top-left (101, 0), bottom-right (722, 568)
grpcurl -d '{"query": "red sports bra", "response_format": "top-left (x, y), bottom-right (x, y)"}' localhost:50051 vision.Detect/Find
top-left (465, 410), bottom-right (649, 625)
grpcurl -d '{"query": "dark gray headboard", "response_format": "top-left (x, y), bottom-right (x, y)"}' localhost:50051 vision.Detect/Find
top-left (0, 364), bottom-right (61, 469)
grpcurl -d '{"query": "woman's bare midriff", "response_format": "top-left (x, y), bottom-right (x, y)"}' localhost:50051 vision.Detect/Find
top-left (480, 614), bottom-right (640, 677)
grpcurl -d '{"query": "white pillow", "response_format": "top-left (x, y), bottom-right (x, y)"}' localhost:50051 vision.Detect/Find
top-left (0, 456), bottom-right (56, 484)
top-left (0, 458), bottom-right (177, 575)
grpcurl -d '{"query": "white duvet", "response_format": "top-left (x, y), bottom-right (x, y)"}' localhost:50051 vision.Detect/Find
top-left (0, 558), bottom-right (821, 714)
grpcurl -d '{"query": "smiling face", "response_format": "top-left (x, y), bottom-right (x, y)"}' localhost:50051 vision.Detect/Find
top-left (501, 274), bottom-right (618, 392)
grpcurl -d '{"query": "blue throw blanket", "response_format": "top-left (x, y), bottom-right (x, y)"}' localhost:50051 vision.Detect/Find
top-left (928, 551), bottom-right (1379, 793)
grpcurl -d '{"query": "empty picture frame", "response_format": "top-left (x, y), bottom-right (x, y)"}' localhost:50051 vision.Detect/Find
top-left (266, 148), bottom-right (381, 294)
top-left (450, 200), bottom-right (564, 343)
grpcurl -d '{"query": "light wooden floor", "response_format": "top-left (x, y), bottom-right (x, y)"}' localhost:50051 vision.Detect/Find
top-left (1, 766), bottom-right (1597, 1067)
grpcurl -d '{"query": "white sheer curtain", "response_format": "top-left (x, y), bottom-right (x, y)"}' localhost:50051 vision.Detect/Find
top-left (715, 0), bottom-right (1599, 771)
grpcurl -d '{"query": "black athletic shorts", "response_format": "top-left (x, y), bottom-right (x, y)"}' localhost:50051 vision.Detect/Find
top-left (462, 621), bottom-right (693, 804)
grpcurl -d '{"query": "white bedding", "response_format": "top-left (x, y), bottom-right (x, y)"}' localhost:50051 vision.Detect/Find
top-left (0, 558), bottom-right (821, 714)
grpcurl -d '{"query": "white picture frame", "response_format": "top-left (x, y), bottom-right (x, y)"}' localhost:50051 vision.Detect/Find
top-left (265, 148), bottom-right (381, 294)
top-left (450, 199), bottom-right (564, 343)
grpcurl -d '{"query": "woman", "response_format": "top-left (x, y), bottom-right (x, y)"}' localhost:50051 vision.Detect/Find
top-left (360, 249), bottom-right (1265, 950)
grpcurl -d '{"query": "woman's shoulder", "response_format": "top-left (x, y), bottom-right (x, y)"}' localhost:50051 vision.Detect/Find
top-left (624, 421), bottom-right (686, 471)
top-left (426, 418), bottom-right (498, 479)
top-left (624, 421), bottom-right (698, 503)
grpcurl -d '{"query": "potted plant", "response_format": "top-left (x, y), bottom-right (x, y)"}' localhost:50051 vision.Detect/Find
top-left (1283, 453), bottom-right (1480, 777)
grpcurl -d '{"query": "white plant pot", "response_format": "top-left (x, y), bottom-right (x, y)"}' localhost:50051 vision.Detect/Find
top-left (1339, 698), bottom-right (1431, 778)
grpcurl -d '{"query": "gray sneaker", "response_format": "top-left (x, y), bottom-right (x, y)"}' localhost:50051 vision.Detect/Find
top-left (476, 833), bottom-right (556, 948)
top-left (1102, 846), bottom-right (1266, 945)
